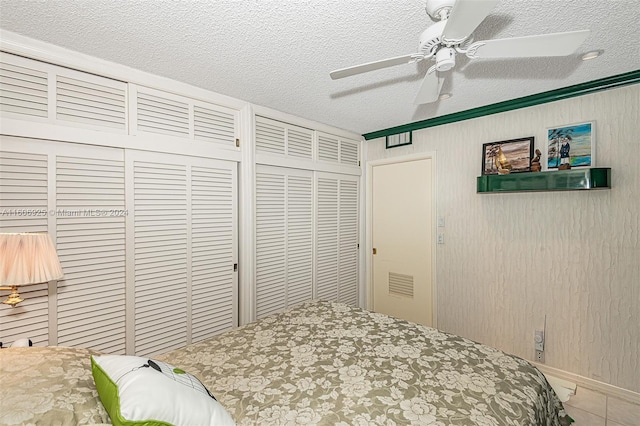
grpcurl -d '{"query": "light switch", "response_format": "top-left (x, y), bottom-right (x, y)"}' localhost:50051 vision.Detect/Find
top-left (535, 330), bottom-right (544, 351)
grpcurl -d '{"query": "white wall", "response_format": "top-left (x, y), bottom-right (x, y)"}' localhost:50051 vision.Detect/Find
top-left (366, 84), bottom-right (640, 394)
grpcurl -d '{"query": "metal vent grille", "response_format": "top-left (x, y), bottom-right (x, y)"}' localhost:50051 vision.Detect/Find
top-left (389, 272), bottom-right (414, 298)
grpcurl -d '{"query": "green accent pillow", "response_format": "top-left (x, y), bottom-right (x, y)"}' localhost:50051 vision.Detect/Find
top-left (91, 355), bottom-right (235, 426)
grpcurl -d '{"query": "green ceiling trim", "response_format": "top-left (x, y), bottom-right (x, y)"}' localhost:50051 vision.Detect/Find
top-left (362, 69), bottom-right (640, 141)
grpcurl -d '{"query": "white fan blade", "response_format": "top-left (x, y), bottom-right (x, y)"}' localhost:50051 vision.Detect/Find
top-left (466, 30), bottom-right (590, 58)
top-left (330, 54), bottom-right (416, 80)
top-left (414, 71), bottom-right (444, 105)
top-left (442, 0), bottom-right (499, 44)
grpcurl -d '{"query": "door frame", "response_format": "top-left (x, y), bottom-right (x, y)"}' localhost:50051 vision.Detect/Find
top-left (365, 151), bottom-right (438, 328)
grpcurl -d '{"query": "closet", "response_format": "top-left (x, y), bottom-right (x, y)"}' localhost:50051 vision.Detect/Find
top-left (0, 137), bottom-right (238, 356)
top-left (0, 43), bottom-right (362, 355)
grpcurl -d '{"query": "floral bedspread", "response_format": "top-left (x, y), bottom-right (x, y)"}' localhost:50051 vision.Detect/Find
top-left (0, 346), bottom-right (110, 425)
top-left (158, 301), bottom-right (570, 426)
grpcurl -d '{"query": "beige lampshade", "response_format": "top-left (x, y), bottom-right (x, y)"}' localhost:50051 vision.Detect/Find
top-left (0, 233), bottom-right (63, 286)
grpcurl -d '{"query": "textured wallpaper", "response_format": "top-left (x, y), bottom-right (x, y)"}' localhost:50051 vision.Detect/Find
top-left (366, 85), bottom-right (639, 393)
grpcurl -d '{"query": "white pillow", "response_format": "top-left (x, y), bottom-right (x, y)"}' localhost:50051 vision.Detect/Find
top-left (91, 354), bottom-right (235, 426)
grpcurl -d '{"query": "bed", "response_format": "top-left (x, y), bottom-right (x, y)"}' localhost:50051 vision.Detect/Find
top-left (0, 300), bottom-right (570, 425)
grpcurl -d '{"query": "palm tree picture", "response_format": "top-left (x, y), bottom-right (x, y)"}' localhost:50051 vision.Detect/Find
top-left (547, 122), bottom-right (594, 169)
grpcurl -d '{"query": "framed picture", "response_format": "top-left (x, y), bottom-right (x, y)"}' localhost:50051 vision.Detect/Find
top-left (386, 131), bottom-right (412, 149)
top-left (481, 137), bottom-right (534, 175)
top-left (546, 122), bottom-right (595, 170)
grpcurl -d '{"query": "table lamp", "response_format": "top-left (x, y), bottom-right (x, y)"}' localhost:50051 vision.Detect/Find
top-left (0, 233), bottom-right (63, 307)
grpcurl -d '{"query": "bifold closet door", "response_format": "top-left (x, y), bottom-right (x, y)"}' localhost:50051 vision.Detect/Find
top-left (316, 172), bottom-right (359, 306)
top-left (126, 151), bottom-right (237, 357)
top-left (255, 165), bottom-right (313, 319)
top-left (0, 136), bottom-right (126, 351)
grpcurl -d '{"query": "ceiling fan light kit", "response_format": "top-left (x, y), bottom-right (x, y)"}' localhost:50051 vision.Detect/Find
top-left (330, 0), bottom-right (592, 105)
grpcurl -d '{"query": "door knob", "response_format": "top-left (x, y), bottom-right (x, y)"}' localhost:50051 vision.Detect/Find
top-left (373, 248), bottom-right (377, 255)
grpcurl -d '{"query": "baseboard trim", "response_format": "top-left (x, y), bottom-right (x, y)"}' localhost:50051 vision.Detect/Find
top-left (532, 362), bottom-right (640, 405)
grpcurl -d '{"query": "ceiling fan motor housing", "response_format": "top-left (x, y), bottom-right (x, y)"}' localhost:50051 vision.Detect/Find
top-left (436, 47), bottom-right (456, 71)
top-left (418, 20), bottom-right (447, 55)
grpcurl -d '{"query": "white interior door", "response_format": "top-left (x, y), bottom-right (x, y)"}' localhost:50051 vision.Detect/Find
top-left (371, 158), bottom-right (434, 326)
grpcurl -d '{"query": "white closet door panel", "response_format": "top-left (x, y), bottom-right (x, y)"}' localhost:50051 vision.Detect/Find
top-left (338, 178), bottom-right (359, 306)
top-left (1, 139), bottom-right (129, 349)
top-left (55, 154), bottom-right (126, 354)
top-left (0, 60), bottom-right (48, 118)
top-left (255, 166), bottom-right (313, 318)
top-left (287, 128), bottom-right (313, 160)
top-left (0, 148), bottom-right (49, 345)
top-left (191, 164), bottom-right (236, 342)
top-left (56, 75), bottom-right (126, 130)
top-left (0, 151), bottom-right (48, 233)
top-left (316, 177), bottom-right (339, 301)
top-left (317, 132), bottom-right (361, 168)
top-left (130, 84), bottom-right (239, 149)
top-left (133, 160), bottom-right (188, 356)
top-left (255, 116), bottom-right (286, 155)
top-left (130, 152), bottom-right (237, 354)
top-left (286, 175), bottom-right (313, 307)
top-left (1, 52), bottom-right (128, 132)
top-left (255, 116), bottom-right (314, 162)
top-left (340, 139), bottom-right (360, 166)
top-left (316, 173), bottom-right (360, 306)
top-left (255, 170), bottom-right (286, 318)
top-left (136, 90), bottom-right (190, 137)
top-left (193, 104), bottom-right (237, 146)
top-left (318, 134), bottom-right (340, 163)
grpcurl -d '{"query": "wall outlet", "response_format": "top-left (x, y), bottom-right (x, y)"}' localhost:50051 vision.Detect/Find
top-left (535, 350), bottom-right (545, 363)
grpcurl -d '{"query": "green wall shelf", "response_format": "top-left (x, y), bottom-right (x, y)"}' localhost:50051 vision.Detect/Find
top-left (477, 168), bottom-right (611, 193)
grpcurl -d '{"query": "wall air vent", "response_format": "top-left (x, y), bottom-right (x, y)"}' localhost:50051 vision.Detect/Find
top-left (388, 272), bottom-right (414, 298)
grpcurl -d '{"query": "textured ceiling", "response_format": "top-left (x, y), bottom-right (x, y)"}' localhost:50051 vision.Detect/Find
top-left (1, 0), bottom-right (639, 135)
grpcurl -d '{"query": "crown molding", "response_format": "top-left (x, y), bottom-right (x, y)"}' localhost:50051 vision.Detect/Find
top-left (363, 69), bottom-right (640, 140)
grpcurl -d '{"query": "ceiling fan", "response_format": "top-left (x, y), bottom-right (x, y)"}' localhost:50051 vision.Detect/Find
top-left (329, 0), bottom-right (590, 104)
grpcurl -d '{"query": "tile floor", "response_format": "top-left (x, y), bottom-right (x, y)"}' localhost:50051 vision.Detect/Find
top-left (563, 387), bottom-right (640, 426)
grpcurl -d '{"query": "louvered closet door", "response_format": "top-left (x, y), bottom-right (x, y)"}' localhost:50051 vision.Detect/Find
top-left (55, 154), bottom-right (126, 353)
top-left (316, 173), bottom-right (359, 306)
top-left (0, 52), bottom-right (128, 132)
top-left (255, 116), bottom-right (313, 160)
top-left (128, 151), bottom-right (237, 356)
top-left (191, 164), bottom-right (236, 341)
top-left (255, 165), bottom-right (313, 319)
top-left (132, 157), bottom-right (188, 356)
top-left (0, 136), bottom-right (126, 349)
top-left (0, 145), bottom-right (50, 345)
top-left (131, 85), bottom-right (240, 149)
top-left (338, 178), bottom-right (359, 305)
